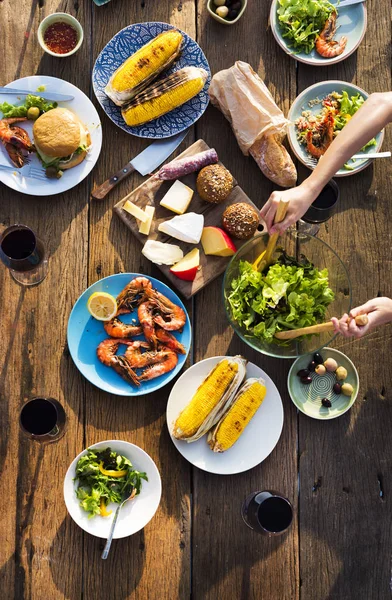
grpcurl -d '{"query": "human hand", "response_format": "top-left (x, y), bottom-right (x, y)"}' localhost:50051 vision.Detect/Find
top-left (260, 184), bottom-right (317, 234)
top-left (331, 297), bottom-right (392, 339)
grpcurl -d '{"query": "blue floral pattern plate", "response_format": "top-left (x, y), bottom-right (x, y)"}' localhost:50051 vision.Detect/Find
top-left (92, 22), bottom-right (211, 139)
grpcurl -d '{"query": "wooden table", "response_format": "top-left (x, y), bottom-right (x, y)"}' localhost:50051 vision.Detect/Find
top-left (0, 1), bottom-right (391, 599)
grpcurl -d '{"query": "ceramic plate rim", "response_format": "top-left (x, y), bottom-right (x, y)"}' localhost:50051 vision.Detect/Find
top-left (92, 21), bottom-right (211, 139)
top-left (66, 273), bottom-right (191, 396)
top-left (288, 80), bottom-right (384, 177)
top-left (166, 356), bottom-right (284, 474)
top-left (269, 0), bottom-right (367, 66)
top-left (0, 75), bottom-right (102, 196)
top-left (63, 440), bottom-right (162, 539)
top-left (287, 347), bottom-right (359, 420)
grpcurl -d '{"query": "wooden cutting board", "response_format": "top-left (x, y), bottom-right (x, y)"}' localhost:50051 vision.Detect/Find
top-left (113, 139), bottom-right (261, 299)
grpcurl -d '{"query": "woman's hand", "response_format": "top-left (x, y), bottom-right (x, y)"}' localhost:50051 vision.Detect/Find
top-left (331, 297), bottom-right (392, 339)
top-left (260, 184), bottom-right (318, 234)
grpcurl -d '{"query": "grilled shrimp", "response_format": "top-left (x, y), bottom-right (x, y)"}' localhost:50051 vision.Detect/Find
top-left (0, 118), bottom-right (34, 168)
top-left (146, 288), bottom-right (186, 331)
top-left (116, 276), bottom-right (152, 314)
top-left (315, 12), bottom-right (347, 58)
top-left (124, 344), bottom-right (175, 369)
top-left (156, 327), bottom-right (186, 354)
top-left (96, 338), bottom-right (140, 386)
top-left (306, 112), bottom-right (335, 158)
top-left (138, 301), bottom-right (158, 348)
top-left (103, 317), bottom-right (143, 339)
top-left (138, 349), bottom-right (178, 381)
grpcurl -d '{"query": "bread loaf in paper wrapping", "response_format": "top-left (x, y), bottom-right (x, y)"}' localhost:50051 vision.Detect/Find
top-left (208, 61), bottom-right (296, 188)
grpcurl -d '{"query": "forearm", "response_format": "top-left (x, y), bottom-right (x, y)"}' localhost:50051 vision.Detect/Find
top-left (303, 92), bottom-right (392, 198)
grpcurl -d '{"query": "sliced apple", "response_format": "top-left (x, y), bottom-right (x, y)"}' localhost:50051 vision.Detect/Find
top-left (170, 248), bottom-right (200, 281)
top-left (201, 226), bottom-right (236, 257)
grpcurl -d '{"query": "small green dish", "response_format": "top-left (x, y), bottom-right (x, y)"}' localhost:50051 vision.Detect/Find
top-left (288, 347), bottom-right (359, 420)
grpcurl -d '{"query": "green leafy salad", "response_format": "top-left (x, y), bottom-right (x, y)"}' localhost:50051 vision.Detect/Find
top-left (226, 251), bottom-right (335, 345)
top-left (0, 94), bottom-right (57, 118)
top-left (277, 0), bottom-right (336, 54)
top-left (74, 448), bottom-right (148, 518)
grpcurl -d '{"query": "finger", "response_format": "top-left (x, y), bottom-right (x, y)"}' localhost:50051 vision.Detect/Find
top-left (331, 317), bottom-right (340, 333)
top-left (259, 200), bottom-right (271, 219)
top-left (350, 299), bottom-right (378, 318)
top-left (270, 214), bottom-right (295, 235)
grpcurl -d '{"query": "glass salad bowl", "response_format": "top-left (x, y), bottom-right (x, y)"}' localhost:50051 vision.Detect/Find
top-left (223, 230), bottom-right (351, 359)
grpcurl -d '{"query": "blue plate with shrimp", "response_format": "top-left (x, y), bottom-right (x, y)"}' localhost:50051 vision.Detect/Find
top-left (67, 273), bottom-right (191, 396)
top-left (270, 0), bottom-right (367, 66)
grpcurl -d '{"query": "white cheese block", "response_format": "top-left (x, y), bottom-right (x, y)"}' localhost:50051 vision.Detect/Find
top-left (158, 213), bottom-right (204, 244)
top-left (123, 200), bottom-right (149, 223)
top-left (142, 240), bottom-right (183, 265)
top-left (138, 205), bottom-right (155, 235)
top-left (160, 180), bottom-right (194, 215)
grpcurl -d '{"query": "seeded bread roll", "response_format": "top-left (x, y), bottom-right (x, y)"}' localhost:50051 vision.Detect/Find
top-left (196, 164), bottom-right (234, 204)
top-left (222, 203), bottom-right (259, 239)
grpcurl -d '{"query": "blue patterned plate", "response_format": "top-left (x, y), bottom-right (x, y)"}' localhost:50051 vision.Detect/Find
top-left (92, 22), bottom-right (210, 139)
top-left (67, 273), bottom-right (191, 396)
top-left (270, 0), bottom-right (367, 66)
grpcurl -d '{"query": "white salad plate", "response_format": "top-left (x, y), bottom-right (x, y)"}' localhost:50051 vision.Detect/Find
top-left (64, 440), bottom-right (161, 539)
top-left (0, 75), bottom-right (102, 196)
top-left (166, 356), bottom-right (284, 475)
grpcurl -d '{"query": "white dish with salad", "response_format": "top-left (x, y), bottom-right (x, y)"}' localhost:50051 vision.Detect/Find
top-left (63, 440), bottom-right (161, 539)
top-left (287, 81), bottom-right (384, 177)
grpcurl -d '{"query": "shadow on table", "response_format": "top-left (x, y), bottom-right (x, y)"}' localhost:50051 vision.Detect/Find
top-left (50, 516), bottom-right (146, 599)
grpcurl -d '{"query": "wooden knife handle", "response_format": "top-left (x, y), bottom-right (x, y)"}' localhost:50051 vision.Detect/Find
top-left (91, 163), bottom-right (136, 200)
top-left (274, 315), bottom-right (369, 340)
top-left (263, 199), bottom-right (289, 266)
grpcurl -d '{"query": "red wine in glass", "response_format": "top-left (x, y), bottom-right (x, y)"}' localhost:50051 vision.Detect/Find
top-left (20, 398), bottom-right (66, 443)
top-left (0, 224), bottom-right (48, 285)
top-left (241, 490), bottom-right (293, 536)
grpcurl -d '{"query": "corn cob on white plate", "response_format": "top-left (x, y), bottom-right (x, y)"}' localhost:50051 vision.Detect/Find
top-left (92, 22), bottom-right (210, 139)
top-left (166, 357), bottom-right (284, 474)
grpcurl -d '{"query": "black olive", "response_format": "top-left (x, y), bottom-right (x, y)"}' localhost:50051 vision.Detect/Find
top-left (313, 352), bottom-right (324, 364)
top-left (308, 361), bottom-right (316, 372)
top-left (227, 8), bottom-right (238, 19)
top-left (321, 398), bottom-right (332, 408)
top-left (301, 376), bottom-right (312, 385)
top-left (232, 1), bottom-right (242, 10)
top-left (225, 0), bottom-right (232, 6)
top-left (297, 369), bottom-right (310, 378)
top-left (333, 383), bottom-right (342, 395)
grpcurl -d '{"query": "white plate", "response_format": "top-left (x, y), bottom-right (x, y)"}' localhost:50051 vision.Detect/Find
top-left (63, 440), bottom-right (161, 539)
top-left (166, 357), bottom-right (284, 475)
top-left (0, 75), bottom-right (102, 196)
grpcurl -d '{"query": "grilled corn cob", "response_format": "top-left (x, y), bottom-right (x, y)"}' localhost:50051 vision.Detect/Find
top-left (173, 356), bottom-right (247, 443)
top-left (208, 378), bottom-right (267, 453)
top-left (122, 67), bottom-right (208, 127)
top-left (105, 30), bottom-right (183, 106)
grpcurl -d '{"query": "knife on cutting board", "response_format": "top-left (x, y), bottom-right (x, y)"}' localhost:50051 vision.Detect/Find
top-left (91, 129), bottom-right (189, 200)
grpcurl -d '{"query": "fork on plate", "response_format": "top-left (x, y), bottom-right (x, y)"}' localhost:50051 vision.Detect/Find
top-left (0, 163), bottom-right (47, 181)
top-left (305, 151), bottom-right (391, 169)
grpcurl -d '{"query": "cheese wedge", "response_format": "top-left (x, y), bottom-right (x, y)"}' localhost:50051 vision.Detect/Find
top-left (158, 213), bottom-right (204, 244)
top-left (142, 240), bottom-right (183, 265)
top-left (138, 205), bottom-right (155, 235)
top-left (123, 200), bottom-right (149, 223)
top-left (160, 180), bottom-right (194, 215)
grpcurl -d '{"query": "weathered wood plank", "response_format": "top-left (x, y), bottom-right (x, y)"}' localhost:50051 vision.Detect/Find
top-left (297, 0), bottom-right (392, 597)
top-left (84, 2), bottom-right (196, 599)
top-left (0, 1), bottom-right (90, 599)
top-left (192, 2), bottom-right (299, 599)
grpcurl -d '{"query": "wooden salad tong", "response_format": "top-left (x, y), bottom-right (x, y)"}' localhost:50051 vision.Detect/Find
top-left (274, 314), bottom-right (369, 340)
top-left (253, 199), bottom-right (289, 272)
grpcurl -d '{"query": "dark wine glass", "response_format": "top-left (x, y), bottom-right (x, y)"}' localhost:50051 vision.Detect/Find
top-left (299, 179), bottom-right (340, 236)
top-left (20, 398), bottom-right (66, 443)
top-left (0, 224), bottom-right (48, 285)
top-left (241, 490), bottom-right (293, 536)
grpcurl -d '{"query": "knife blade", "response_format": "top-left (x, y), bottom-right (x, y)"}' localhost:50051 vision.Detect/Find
top-left (0, 87), bottom-right (74, 102)
top-left (91, 129), bottom-right (189, 201)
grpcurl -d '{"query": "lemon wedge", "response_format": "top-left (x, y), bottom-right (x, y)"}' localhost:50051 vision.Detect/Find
top-left (87, 292), bottom-right (117, 321)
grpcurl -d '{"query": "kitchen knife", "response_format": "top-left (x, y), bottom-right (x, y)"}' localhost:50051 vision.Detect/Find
top-left (0, 87), bottom-right (74, 101)
top-left (91, 129), bottom-right (189, 200)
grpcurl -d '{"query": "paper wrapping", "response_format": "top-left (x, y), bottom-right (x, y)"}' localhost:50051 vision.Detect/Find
top-left (208, 61), bottom-right (289, 155)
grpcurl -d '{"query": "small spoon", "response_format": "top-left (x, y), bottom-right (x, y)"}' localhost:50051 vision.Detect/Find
top-left (101, 487), bottom-right (136, 560)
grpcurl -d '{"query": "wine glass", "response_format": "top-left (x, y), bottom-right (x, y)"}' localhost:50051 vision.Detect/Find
top-left (0, 224), bottom-right (49, 285)
top-left (241, 490), bottom-right (293, 536)
top-left (19, 398), bottom-right (66, 443)
top-left (299, 179), bottom-right (340, 236)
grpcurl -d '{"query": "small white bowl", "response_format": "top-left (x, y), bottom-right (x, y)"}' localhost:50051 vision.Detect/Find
top-left (38, 12), bottom-right (84, 58)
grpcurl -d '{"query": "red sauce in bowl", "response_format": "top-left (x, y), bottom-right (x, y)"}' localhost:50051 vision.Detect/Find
top-left (43, 22), bottom-right (78, 54)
